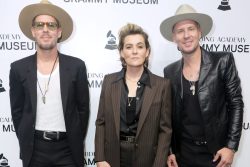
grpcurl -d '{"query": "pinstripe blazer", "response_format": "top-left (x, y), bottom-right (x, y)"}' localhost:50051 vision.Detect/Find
top-left (95, 69), bottom-right (172, 167)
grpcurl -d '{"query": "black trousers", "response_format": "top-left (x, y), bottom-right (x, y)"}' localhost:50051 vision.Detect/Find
top-left (177, 140), bottom-right (219, 167)
top-left (29, 137), bottom-right (76, 167)
top-left (120, 141), bottom-right (135, 167)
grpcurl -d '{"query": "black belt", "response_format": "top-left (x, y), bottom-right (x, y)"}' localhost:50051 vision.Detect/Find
top-left (35, 130), bottom-right (67, 142)
top-left (120, 135), bottom-right (136, 143)
top-left (184, 138), bottom-right (207, 146)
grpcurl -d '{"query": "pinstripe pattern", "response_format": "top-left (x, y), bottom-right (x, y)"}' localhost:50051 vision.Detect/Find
top-left (95, 70), bottom-right (172, 167)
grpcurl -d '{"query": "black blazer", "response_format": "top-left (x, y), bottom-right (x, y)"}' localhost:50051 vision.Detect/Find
top-left (164, 47), bottom-right (244, 154)
top-left (9, 52), bottom-right (89, 167)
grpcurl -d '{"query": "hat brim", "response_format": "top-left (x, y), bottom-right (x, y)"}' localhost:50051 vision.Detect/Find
top-left (19, 3), bottom-right (73, 42)
top-left (160, 13), bottom-right (213, 42)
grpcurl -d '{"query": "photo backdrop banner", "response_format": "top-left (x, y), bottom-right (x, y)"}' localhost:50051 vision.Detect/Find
top-left (0, 0), bottom-right (249, 166)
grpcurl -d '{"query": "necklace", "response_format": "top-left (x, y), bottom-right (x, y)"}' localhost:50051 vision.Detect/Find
top-left (183, 62), bottom-right (200, 81)
top-left (37, 55), bottom-right (58, 104)
top-left (126, 76), bottom-right (141, 88)
top-left (126, 76), bottom-right (139, 83)
top-left (189, 81), bottom-right (196, 95)
top-left (127, 97), bottom-right (134, 107)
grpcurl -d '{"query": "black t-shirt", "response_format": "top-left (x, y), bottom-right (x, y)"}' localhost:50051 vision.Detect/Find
top-left (181, 75), bottom-right (205, 140)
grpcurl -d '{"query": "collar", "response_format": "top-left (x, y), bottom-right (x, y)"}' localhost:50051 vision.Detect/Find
top-left (114, 68), bottom-right (151, 87)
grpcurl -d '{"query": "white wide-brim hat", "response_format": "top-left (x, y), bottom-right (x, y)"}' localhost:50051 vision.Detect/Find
top-left (19, 0), bottom-right (73, 42)
top-left (160, 4), bottom-right (213, 42)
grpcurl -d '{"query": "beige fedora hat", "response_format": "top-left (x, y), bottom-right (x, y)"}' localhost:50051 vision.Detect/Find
top-left (160, 4), bottom-right (213, 42)
top-left (18, 0), bottom-right (73, 42)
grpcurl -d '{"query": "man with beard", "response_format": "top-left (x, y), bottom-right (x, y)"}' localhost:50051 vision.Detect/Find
top-left (160, 4), bottom-right (244, 167)
top-left (9, 1), bottom-right (89, 167)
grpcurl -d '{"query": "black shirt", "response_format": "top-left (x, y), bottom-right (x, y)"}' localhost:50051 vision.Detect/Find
top-left (181, 75), bottom-right (205, 140)
top-left (117, 68), bottom-right (151, 136)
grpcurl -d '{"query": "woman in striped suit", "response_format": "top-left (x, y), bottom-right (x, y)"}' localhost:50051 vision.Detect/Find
top-left (95, 23), bottom-right (172, 167)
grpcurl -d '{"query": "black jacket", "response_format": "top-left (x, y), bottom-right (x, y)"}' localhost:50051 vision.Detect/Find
top-left (9, 52), bottom-right (89, 167)
top-left (164, 47), bottom-right (244, 154)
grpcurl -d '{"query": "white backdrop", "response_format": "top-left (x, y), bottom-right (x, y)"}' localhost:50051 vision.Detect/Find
top-left (0, 0), bottom-right (249, 166)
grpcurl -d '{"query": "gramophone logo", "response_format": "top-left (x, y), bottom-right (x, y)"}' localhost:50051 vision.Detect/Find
top-left (0, 79), bottom-right (6, 93)
top-left (0, 154), bottom-right (10, 167)
top-left (218, 0), bottom-right (231, 11)
top-left (105, 30), bottom-right (117, 50)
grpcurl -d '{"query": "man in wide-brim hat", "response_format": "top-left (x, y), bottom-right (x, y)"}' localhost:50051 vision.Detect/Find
top-left (9, 1), bottom-right (89, 167)
top-left (161, 4), bottom-right (243, 167)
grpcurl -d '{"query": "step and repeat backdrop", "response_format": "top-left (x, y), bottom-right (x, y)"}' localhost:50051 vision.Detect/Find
top-left (0, 0), bottom-right (249, 166)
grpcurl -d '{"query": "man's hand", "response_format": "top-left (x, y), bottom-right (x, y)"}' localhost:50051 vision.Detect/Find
top-left (167, 154), bottom-right (178, 167)
top-left (96, 161), bottom-right (111, 167)
top-left (213, 147), bottom-right (235, 167)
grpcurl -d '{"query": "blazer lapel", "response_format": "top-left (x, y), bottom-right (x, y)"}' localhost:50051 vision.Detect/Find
top-left (174, 61), bottom-right (183, 99)
top-left (27, 54), bottom-right (37, 118)
top-left (111, 80), bottom-right (122, 140)
top-left (136, 75), bottom-right (156, 139)
top-left (198, 48), bottom-right (212, 91)
top-left (59, 54), bottom-right (70, 113)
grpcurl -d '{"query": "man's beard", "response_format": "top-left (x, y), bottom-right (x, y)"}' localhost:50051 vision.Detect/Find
top-left (178, 44), bottom-right (199, 56)
top-left (37, 42), bottom-right (56, 50)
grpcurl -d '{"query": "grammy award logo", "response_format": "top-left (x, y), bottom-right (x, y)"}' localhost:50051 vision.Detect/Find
top-left (0, 79), bottom-right (6, 93)
top-left (218, 0), bottom-right (231, 11)
top-left (0, 154), bottom-right (10, 167)
top-left (105, 30), bottom-right (117, 50)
